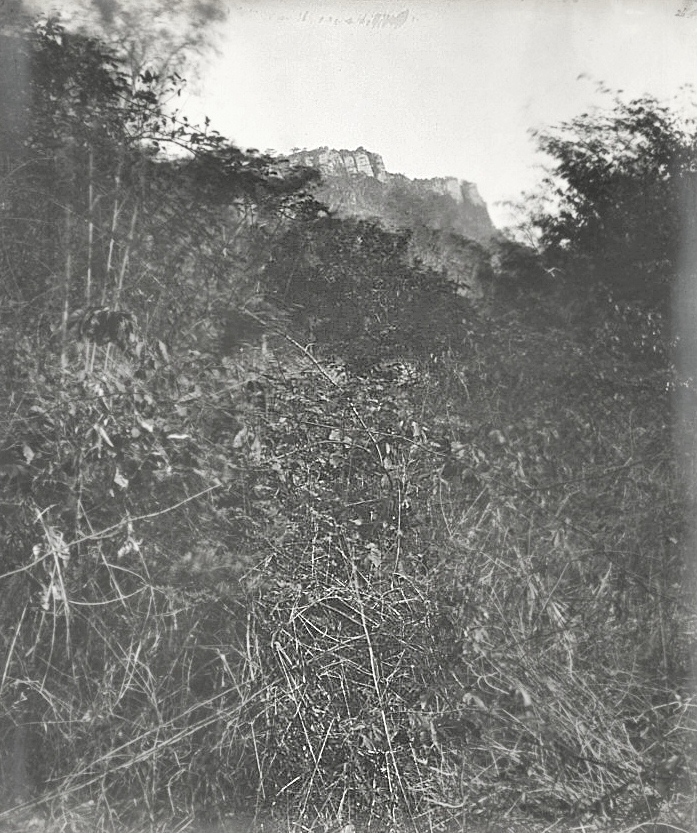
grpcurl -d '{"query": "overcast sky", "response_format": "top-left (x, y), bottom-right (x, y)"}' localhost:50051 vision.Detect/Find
top-left (177, 0), bottom-right (697, 228)
top-left (26, 0), bottom-right (697, 227)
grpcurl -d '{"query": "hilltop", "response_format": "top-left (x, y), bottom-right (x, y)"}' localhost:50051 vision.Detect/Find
top-left (287, 145), bottom-right (495, 242)
top-left (286, 145), bottom-right (496, 297)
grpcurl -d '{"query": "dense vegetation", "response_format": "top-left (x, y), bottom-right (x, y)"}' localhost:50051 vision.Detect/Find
top-left (0, 16), bottom-right (695, 833)
top-left (528, 88), bottom-right (697, 305)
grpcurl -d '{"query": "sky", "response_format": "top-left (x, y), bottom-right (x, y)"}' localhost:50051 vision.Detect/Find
top-left (19, 0), bottom-right (697, 228)
top-left (175, 0), bottom-right (697, 228)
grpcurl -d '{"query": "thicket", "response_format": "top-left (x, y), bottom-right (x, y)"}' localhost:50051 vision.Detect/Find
top-left (0, 18), bottom-right (695, 833)
top-left (527, 87), bottom-right (697, 306)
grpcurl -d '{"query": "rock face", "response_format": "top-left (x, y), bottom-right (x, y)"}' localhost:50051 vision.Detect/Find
top-left (287, 146), bottom-right (495, 244)
top-left (407, 226), bottom-right (493, 297)
top-left (290, 146), bottom-right (387, 182)
top-left (286, 146), bottom-right (496, 298)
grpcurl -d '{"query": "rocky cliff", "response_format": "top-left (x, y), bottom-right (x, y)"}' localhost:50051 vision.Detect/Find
top-left (290, 146), bottom-right (387, 182)
top-left (287, 146), bottom-right (495, 243)
top-left (286, 146), bottom-right (496, 298)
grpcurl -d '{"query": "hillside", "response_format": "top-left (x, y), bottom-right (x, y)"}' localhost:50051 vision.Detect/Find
top-left (287, 146), bottom-right (494, 239)
top-left (286, 146), bottom-right (496, 297)
top-left (0, 20), bottom-right (694, 833)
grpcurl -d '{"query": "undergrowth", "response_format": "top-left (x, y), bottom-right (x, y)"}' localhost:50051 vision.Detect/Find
top-left (1, 294), bottom-right (695, 833)
top-left (0, 21), bottom-right (694, 830)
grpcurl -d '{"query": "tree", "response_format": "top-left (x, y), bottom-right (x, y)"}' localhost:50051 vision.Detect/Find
top-left (261, 216), bottom-right (467, 369)
top-left (529, 90), bottom-right (697, 304)
top-left (0, 18), bottom-right (323, 810)
top-left (64, 0), bottom-right (227, 86)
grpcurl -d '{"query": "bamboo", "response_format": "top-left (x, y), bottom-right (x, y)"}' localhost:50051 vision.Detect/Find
top-left (60, 203), bottom-right (72, 374)
top-left (84, 147), bottom-right (95, 372)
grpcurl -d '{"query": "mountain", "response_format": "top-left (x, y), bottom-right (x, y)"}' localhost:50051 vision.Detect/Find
top-left (287, 146), bottom-right (495, 243)
top-left (286, 146), bottom-right (496, 297)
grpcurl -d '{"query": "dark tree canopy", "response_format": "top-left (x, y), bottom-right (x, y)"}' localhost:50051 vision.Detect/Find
top-left (530, 91), bottom-right (697, 304)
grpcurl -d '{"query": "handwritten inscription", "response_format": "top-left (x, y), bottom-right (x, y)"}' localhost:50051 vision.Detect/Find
top-left (677, 0), bottom-right (697, 17)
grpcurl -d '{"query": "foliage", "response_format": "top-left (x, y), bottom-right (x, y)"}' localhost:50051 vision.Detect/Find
top-left (407, 226), bottom-right (494, 298)
top-left (0, 19), bottom-right (695, 833)
top-left (3, 299), bottom-right (694, 829)
top-left (65, 0), bottom-right (228, 83)
top-left (529, 90), bottom-right (697, 303)
top-left (262, 216), bottom-right (468, 369)
top-left (489, 235), bottom-right (551, 297)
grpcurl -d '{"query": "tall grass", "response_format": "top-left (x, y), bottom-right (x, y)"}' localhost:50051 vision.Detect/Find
top-left (0, 296), bottom-right (694, 832)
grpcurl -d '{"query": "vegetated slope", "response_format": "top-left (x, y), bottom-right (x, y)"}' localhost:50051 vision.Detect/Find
top-left (2, 282), bottom-right (692, 830)
top-left (286, 146), bottom-right (496, 298)
top-left (0, 18), bottom-right (694, 833)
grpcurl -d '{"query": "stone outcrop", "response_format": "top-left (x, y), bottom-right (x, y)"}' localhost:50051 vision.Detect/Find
top-left (287, 146), bottom-right (495, 244)
top-left (285, 146), bottom-right (496, 298)
top-left (407, 226), bottom-right (493, 300)
top-left (290, 146), bottom-right (387, 182)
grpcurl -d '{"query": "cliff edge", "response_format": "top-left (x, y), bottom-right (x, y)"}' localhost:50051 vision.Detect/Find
top-left (287, 146), bottom-right (495, 243)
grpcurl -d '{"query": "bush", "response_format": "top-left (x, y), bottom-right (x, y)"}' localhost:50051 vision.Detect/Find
top-left (530, 90), bottom-right (697, 304)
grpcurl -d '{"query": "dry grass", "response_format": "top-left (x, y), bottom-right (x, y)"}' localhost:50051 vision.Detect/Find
top-left (1, 300), bottom-right (695, 833)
